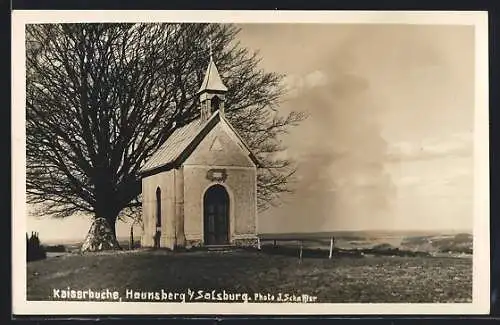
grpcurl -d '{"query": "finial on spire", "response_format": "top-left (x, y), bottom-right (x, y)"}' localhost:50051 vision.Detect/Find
top-left (197, 36), bottom-right (227, 96)
top-left (208, 37), bottom-right (213, 60)
top-left (197, 38), bottom-right (228, 121)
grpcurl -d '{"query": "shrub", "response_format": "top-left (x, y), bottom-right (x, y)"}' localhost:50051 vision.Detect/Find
top-left (439, 246), bottom-right (473, 254)
top-left (402, 236), bottom-right (431, 246)
top-left (43, 244), bottom-right (66, 253)
top-left (338, 235), bottom-right (366, 241)
top-left (372, 243), bottom-right (394, 250)
top-left (454, 233), bottom-right (472, 243)
top-left (27, 232), bottom-right (47, 262)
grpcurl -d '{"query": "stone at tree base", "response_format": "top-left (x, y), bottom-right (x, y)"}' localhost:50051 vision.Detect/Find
top-left (81, 217), bottom-right (121, 253)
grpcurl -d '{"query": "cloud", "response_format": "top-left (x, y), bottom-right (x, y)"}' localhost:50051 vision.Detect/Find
top-left (304, 70), bottom-right (329, 88)
top-left (395, 171), bottom-right (472, 189)
top-left (283, 70), bottom-right (329, 97)
top-left (386, 132), bottom-right (473, 162)
top-left (397, 176), bottom-right (421, 186)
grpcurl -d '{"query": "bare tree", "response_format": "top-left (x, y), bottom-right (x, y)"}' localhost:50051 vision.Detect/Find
top-left (26, 23), bottom-right (306, 241)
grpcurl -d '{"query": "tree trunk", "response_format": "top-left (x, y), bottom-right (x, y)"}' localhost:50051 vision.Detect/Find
top-left (94, 194), bottom-right (122, 250)
top-left (81, 215), bottom-right (122, 253)
top-left (105, 214), bottom-right (122, 250)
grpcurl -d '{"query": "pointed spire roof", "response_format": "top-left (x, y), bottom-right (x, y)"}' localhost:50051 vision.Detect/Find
top-left (197, 54), bottom-right (228, 94)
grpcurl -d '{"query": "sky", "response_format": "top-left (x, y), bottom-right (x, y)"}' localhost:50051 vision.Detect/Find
top-left (27, 23), bottom-right (475, 243)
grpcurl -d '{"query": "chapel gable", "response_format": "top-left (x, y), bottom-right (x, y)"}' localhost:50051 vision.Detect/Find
top-left (183, 120), bottom-right (256, 167)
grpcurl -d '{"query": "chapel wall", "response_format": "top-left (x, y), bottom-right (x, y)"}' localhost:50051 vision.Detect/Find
top-left (182, 166), bottom-right (257, 247)
top-left (140, 171), bottom-right (176, 249)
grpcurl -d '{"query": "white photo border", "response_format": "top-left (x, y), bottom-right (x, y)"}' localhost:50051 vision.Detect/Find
top-left (12, 10), bottom-right (490, 315)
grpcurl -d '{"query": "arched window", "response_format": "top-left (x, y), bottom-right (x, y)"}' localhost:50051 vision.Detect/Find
top-left (211, 96), bottom-right (221, 112)
top-left (156, 187), bottom-right (161, 228)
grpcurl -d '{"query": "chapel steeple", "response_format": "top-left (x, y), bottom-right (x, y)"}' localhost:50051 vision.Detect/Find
top-left (197, 39), bottom-right (228, 122)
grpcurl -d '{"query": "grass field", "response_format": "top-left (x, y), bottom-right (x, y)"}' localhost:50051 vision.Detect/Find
top-left (27, 248), bottom-right (472, 303)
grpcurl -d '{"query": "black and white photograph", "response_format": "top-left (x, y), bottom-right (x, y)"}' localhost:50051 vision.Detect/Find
top-left (12, 10), bottom-right (489, 315)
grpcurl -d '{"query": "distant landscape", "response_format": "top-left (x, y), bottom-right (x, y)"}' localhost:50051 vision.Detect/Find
top-left (41, 230), bottom-right (473, 258)
top-left (260, 230), bottom-right (473, 256)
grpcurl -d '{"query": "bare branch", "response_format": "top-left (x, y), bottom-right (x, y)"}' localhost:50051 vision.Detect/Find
top-left (26, 22), bottom-right (307, 228)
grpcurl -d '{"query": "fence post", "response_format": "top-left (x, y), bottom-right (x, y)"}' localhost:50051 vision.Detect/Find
top-left (129, 225), bottom-right (134, 250)
top-left (329, 237), bottom-right (334, 259)
top-left (299, 240), bottom-right (303, 263)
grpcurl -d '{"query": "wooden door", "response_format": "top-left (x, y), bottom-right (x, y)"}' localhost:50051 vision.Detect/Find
top-left (204, 185), bottom-right (229, 245)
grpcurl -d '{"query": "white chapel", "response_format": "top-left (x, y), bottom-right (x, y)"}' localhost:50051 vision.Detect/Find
top-left (139, 51), bottom-right (259, 250)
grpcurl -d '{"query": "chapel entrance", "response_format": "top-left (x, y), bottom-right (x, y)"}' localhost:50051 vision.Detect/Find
top-left (203, 184), bottom-right (229, 245)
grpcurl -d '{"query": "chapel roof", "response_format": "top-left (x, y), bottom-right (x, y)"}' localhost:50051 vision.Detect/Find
top-left (197, 57), bottom-right (228, 94)
top-left (139, 118), bottom-right (204, 174)
top-left (139, 111), bottom-right (260, 176)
